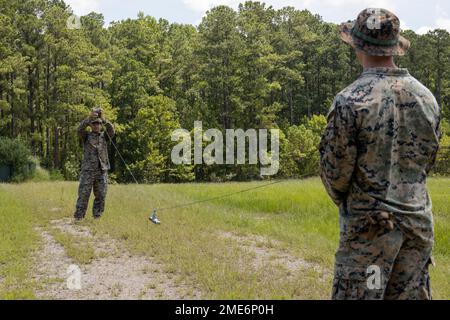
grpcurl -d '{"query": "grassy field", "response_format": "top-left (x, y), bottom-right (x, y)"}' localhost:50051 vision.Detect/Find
top-left (0, 190), bottom-right (38, 299)
top-left (0, 177), bottom-right (449, 299)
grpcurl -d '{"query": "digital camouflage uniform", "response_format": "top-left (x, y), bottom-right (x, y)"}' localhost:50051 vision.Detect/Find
top-left (320, 9), bottom-right (441, 300)
top-left (74, 117), bottom-right (115, 219)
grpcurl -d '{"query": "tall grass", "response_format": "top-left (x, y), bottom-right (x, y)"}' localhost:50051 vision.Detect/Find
top-left (0, 186), bottom-right (38, 299)
top-left (1, 178), bottom-right (449, 299)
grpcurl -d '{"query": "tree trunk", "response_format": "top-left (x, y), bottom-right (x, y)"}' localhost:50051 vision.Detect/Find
top-left (28, 65), bottom-right (36, 154)
top-left (45, 47), bottom-right (51, 167)
top-left (53, 126), bottom-right (60, 169)
top-left (288, 85), bottom-right (293, 125)
top-left (9, 73), bottom-right (15, 137)
top-left (436, 38), bottom-right (442, 107)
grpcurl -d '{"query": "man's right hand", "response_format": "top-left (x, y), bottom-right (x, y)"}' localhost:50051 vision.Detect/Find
top-left (90, 111), bottom-right (99, 118)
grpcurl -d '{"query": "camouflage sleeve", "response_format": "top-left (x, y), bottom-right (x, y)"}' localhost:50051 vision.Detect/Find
top-left (319, 95), bottom-right (358, 206)
top-left (425, 114), bottom-right (442, 174)
top-left (103, 119), bottom-right (115, 140)
top-left (77, 118), bottom-right (91, 141)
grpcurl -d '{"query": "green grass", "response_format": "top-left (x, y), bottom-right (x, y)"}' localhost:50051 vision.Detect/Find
top-left (0, 178), bottom-right (449, 299)
top-left (49, 228), bottom-right (96, 265)
top-left (0, 185), bottom-right (38, 299)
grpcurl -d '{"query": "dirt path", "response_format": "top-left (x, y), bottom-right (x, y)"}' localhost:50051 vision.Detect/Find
top-left (218, 231), bottom-right (331, 280)
top-left (32, 218), bottom-right (201, 300)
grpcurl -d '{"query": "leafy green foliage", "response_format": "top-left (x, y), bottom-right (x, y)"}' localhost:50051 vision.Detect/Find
top-left (62, 153), bottom-right (81, 181)
top-left (122, 95), bottom-right (195, 183)
top-left (0, 0), bottom-right (448, 182)
top-left (280, 115), bottom-right (327, 177)
top-left (435, 134), bottom-right (450, 175)
top-left (0, 137), bottom-right (34, 182)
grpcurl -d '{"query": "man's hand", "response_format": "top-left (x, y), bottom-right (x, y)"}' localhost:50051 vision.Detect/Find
top-left (90, 111), bottom-right (99, 118)
top-left (90, 107), bottom-right (103, 119)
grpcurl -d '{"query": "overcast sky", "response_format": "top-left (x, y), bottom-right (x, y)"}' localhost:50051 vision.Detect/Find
top-left (65, 0), bottom-right (450, 34)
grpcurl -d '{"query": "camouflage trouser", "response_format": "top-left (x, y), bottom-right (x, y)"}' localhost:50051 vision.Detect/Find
top-left (74, 169), bottom-right (108, 219)
top-left (332, 206), bottom-right (434, 300)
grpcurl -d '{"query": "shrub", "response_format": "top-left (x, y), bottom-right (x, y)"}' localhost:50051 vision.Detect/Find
top-left (30, 157), bottom-right (51, 182)
top-left (279, 115), bottom-right (327, 178)
top-left (63, 153), bottom-right (80, 181)
top-left (49, 170), bottom-right (65, 181)
top-left (0, 137), bottom-right (34, 182)
top-left (434, 134), bottom-right (450, 175)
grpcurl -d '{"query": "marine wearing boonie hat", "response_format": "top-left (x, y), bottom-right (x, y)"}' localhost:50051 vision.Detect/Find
top-left (74, 109), bottom-right (115, 221)
top-left (320, 8), bottom-right (441, 300)
top-left (339, 8), bottom-right (410, 56)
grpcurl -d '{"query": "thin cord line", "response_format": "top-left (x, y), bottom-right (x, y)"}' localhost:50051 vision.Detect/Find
top-left (104, 125), bottom-right (313, 214)
top-left (105, 130), bottom-right (139, 185)
top-left (155, 180), bottom-right (285, 212)
top-left (155, 174), bottom-right (315, 212)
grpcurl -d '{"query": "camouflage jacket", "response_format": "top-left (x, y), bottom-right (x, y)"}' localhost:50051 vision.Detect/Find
top-left (319, 67), bottom-right (441, 217)
top-left (78, 118), bottom-right (115, 172)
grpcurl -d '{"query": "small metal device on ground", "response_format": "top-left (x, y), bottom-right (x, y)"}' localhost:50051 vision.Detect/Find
top-left (104, 119), bottom-right (313, 226)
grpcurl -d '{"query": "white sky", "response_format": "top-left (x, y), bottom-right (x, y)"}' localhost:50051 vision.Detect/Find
top-left (65, 0), bottom-right (450, 34)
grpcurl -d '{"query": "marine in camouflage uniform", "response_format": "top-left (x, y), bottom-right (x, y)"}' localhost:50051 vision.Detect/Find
top-left (74, 113), bottom-right (115, 220)
top-left (319, 9), bottom-right (441, 300)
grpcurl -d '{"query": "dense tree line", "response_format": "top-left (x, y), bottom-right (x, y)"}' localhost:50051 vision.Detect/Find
top-left (0, 0), bottom-right (449, 182)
